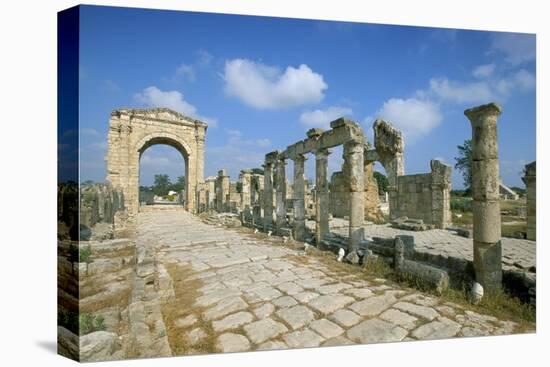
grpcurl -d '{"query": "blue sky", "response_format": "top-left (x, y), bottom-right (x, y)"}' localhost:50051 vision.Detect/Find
top-left (77, 5), bottom-right (536, 188)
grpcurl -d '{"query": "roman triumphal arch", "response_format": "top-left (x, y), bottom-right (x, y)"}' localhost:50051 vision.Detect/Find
top-left (106, 108), bottom-right (207, 214)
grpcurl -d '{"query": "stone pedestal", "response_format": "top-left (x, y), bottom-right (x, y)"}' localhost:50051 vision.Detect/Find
top-left (465, 102), bottom-right (502, 291)
top-left (293, 155), bottom-right (307, 241)
top-left (315, 149), bottom-right (330, 245)
top-left (344, 141), bottom-right (365, 251)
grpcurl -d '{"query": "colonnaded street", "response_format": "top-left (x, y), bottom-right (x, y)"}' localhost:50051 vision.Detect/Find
top-left (124, 210), bottom-right (530, 356)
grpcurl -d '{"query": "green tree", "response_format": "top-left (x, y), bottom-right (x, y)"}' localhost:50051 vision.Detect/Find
top-left (170, 176), bottom-right (186, 192)
top-left (251, 168), bottom-right (264, 175)
top-left (153, 174), bottom-right (171, 196)
top-left (454, 139), bottom-right (472, 190)
top-left (373, 171), bottom-right (388, 193)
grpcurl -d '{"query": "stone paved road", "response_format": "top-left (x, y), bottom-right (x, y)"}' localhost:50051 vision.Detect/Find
top-left (138, 211), bottom-right (526, 356)
top-left (312, 218), bottom-right (536, 273)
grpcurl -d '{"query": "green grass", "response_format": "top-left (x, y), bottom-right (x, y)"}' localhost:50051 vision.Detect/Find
top-left (502, 222), bottom-right (527, 238)
top-left (300, 251), bottom-right (535, 327)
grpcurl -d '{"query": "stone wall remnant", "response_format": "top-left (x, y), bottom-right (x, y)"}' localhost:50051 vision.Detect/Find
top-left (465, 102), bottom-right (503, 292)
top-left (522, 161), bottom-right (536, 241)
top-left (391, 159), bottom-right (452, 229)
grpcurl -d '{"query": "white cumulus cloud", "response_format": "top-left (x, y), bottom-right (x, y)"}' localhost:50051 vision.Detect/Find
top-left (428, 78), bottom-right (495, 104)
top-left (428, 68), bottom-right (535, 105)
top-left (375, 98), bottom-right (442, 141)
top-left (223, 59), bottom-right (327, 109)
top-left (299, 106), bottom-right (353, 129)
top-left (175, 63), bottom-right (195, 82)
top-left (134, 86), bottom-right (218, 128)
top-left (490, 33), bottom-right (536, 66)
top-left (472, 63), bottom-right (496, 79)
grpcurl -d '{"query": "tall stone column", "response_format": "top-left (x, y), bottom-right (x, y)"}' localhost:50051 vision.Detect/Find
top-left (464, 102), bottom-right (503, 292)
top-left (275, 158), bottom-right (287, 231)
top-left (293, 154), bottom-right (307, 241)
top-left (344, 141), bottom-right (365, 251)
top-left (315, 148), bottom-right (330, 245)
top-left (240, 169), bottom-right (252, 211)
top-left (216, 169), bottom-right (230, 213)
top-left (263, 161), bottom-right (274, 231)
top-left (522, 161), bottom-right (536, 241)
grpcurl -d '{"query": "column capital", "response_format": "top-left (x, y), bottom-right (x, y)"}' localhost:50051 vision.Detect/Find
top-left (292, 154), bottom-right (307, 163)
top-left (315, 148), bottom-right (331, 160)
top-left (464, 102), bottom-right (502, 123)
top-left (344, 139), bottom-right (364, 154)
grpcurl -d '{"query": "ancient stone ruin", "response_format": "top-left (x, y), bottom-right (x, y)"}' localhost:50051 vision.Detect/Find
top-left (465, 103), bottom-right (503, 292)
top-left (106, 108), bottom-right (207, 214)
top-left (523, 161), bottom-right (536, 241)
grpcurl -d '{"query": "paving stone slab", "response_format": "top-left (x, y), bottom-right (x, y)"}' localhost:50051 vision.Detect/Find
top-left (283, 329), bottom-right (324, 348)
top-left (216, 333), bottom-right (251, 353)
top-left (293, 291), bottom-right (320, 303)
top-left (329, 309), bottom-right (361, 328)
top-left (212, 312), bottom-right (254, 332)
top-left (322, 336), bottom-right (355, 347)
top-left (253, 303), bottom-right (275, 319)
top-left (244, 318), bottom-right (288, 344)
top-left (393, 302), bottom-right (439, 321)
top-left (272, 296), bottom-right (298, 308)
top-left (411, 317), bottom-right (461, 340)
top-left (308, 294), bottom-right (355, 314)
top-left (309, 319), bottom-right (344, 339)
top-left (276, 305), bottom-right (315, 330)
top-left (203, 296), bottom-right (248, 321)
top-left (347, 319), bottom-right (407, 344)
top-left (257, 340), bottom-right (288, 351)
top-left (379, 309), bottom-right (418, 330)
top-left (349, 294), bottom-right (397, 317)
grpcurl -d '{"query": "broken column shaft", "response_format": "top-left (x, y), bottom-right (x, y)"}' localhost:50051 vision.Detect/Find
top-left (315, 148), bottom-right (330, 245)
top-left (464, 102), bottom-right (503, 292)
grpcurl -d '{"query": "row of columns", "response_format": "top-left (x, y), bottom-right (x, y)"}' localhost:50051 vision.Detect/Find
top-left (262, 142), bottom-right (365, 252)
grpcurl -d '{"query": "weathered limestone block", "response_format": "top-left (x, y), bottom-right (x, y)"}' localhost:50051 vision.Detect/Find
top-left (465, 102), bottom-right (503, 291)
top-left (394, 237), bottom-right (449, 294)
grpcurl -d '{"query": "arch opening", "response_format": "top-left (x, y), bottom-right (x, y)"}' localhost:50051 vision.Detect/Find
top-left (138, 142), bottom-right (188, 208)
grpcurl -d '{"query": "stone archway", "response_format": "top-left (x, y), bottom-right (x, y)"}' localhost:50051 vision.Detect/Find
top-left (106, 108), bottom-right (207, 214)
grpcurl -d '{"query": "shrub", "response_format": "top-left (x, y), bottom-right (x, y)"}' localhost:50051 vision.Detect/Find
top-left (79, 245), bottom-right (92, 263)
top-left (80, 313), bottom-right (106, 335)
top-left (451, 197), bottom-right (472, 212)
